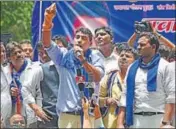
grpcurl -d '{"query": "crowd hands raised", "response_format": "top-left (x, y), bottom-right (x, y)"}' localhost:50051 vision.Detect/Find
top-left (1, 3), bottom-right (175, 128)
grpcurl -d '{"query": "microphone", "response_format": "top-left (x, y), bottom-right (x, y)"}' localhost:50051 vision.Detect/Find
top-left (75, 68), bottom-right (85, 98)
top-left (75, 51), bottom-right (82, 58)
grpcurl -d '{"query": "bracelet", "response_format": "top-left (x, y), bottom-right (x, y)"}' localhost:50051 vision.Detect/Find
top-left (42, 29), bottom-right (51, 32)
top-left (162, 121), bottom-right (172, 125)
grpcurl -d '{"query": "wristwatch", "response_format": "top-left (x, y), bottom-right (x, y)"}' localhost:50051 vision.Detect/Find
top-left (162, 121), bottom-right (172, 125)
top-left (158, 34), bottom-right (161, 39)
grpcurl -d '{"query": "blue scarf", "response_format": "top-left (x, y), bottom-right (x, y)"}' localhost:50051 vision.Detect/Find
top-left (10, 60), bottom-right (28, 104)
top-left (126, 53), bottom-right (161, 126)
top-left (60, 48), bottom-right (92, 73)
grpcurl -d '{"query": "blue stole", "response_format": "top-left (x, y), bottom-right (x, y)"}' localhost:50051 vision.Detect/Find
top-left (10, 60), bottom-right (28, 104)
top-left (126, 53), bottom-right (161, 126)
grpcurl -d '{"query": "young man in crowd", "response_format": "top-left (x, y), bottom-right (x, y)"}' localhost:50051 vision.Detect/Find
top-left (117, 32), bottom-right (175, 128)
top-left (20, 40), bottom-right (33, 61)
top-left (36, 39), bottom-right (68, 128)
top-left (95, 26), bottom-right (119, 74)
top-left (99, 44), bottom-right (138, 128)
top-left (6, 41), bottom-right (50, 127)
top-left (42, 3), bottom-right (104, 128)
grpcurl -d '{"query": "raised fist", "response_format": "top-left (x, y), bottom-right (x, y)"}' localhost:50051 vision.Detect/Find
top-left (43, 3), bottom-right (56, 30)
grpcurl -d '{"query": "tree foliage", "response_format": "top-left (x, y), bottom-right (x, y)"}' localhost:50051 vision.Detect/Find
top-left (1, 1), bottom-right (34, 42)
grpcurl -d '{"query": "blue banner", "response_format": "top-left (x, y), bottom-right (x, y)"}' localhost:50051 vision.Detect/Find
top-left (31, 1), bottom-right (176, 61)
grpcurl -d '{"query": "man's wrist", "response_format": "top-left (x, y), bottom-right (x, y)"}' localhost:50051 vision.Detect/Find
top-left (42, 23), bottom-right (53, 31)
top-left (162, 120), bottom-right (172, 125)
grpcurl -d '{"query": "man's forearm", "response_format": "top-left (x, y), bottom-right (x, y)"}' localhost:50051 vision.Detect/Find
top-left (127, 33), bottom-right (137, 47)
top-left (82, 61), bottom-right (102, 82)
top-left (29, 103), bottom-right (39, 112)
top-left (155, 32), bottom-right (175, 49)
top-left (42, 31), bottom-right (52, 48)
top-left (163, 103), bottom-right (175, 123)
top-left (117, 107), bottom-right (125, 126)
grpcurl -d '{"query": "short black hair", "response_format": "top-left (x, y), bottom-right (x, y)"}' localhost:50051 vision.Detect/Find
top-left (114, 42), bottom-right (128, 54)
top-left (158, 44), bottom-right (170, 59)
top-left (139, 32), bottom-right (160, 52)
top-left (95, 26), bottom-right (113, 39)
top-left (168, 49), bottom-right (176, 61)
top-left (118, 43), bottom-right (139, 60)
top-left (6, 41), bottom-right (22, 57)
top-left (75, 27), bottom-right (93, 42)
top-left (37, 41), bottom-right (44, 50)
top-left (52, 35), bottom-right (68, 48)
top-left (20, 39), bottom-right (31, 45)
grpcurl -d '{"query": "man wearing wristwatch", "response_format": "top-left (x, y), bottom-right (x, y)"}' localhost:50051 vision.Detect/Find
top-left (42, 3), bottom-right (105, 128)
top-left (117, 32), bottom-right (175, 128)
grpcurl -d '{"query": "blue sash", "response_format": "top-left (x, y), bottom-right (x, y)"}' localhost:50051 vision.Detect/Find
top-left (10, 60), bottom-right (28, 104)
top-left (126, 53), bottom-right (160, 126)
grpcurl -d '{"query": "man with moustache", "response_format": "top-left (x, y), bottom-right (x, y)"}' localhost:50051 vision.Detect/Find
top-left (42, 3), bottom-right (104, 128)
top-left (6, 41), bottom-right (50, 127)
top-left (20, 40), bottom-right (33, 61)
top-left (117, 32), bottom-right (175, 128)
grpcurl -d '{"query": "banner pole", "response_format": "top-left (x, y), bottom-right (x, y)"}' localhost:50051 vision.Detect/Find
top-left (38, 0), bottom-right (42, 42)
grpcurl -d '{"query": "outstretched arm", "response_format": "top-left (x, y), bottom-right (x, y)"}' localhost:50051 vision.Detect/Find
top-left (42, 3), bottom-right (56, 48)
top-left (127, 32), bottom-right (137, 47)
top-left (154, 32), bottom-right (175, 49)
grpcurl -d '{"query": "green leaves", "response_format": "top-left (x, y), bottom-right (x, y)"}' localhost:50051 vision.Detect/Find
top-left (1, 1), bottom-right (34, 42)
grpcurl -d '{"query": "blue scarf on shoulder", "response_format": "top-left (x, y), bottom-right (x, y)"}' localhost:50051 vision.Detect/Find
top-left (126, 53), bottom-right (161, 126)
top-left (10, 60), bottom-right (28, 104)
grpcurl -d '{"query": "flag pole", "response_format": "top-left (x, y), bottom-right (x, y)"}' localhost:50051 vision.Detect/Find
top-left (38, 0), bottom-right (43, 42)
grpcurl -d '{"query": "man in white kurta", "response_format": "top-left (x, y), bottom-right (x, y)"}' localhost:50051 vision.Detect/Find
top-left (120, 58), bottom-right (175, 128)
top-left (117, 32), bottom-right (175, 128)
top-left (5, 41), bottom-right (44, 127)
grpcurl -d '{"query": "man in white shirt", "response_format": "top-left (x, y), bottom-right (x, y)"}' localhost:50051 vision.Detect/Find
top-left (94, 26), bottom-right (119, 74)
top-left (6, 41), bottom-right (50, 127)
top-left (117, 32), bottom-right (175, 128)
top-left (94, 27), bottom-right (119, 104)
top-left (165, 61), bottom-right (175, 127)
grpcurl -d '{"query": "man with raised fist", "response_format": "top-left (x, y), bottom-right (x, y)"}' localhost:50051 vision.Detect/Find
top-left (42, 3), bottom-right (104, 128)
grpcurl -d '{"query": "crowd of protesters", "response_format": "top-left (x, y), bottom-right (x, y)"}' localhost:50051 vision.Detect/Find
top-left (1, 3), bottom-right (175, 128)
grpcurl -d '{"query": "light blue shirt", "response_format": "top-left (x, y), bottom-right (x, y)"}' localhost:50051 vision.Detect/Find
top-left (46, 42), bottom-right (104, 114)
